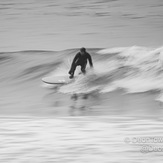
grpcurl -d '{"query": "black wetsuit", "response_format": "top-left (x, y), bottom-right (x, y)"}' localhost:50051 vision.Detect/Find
top-left (69, 52), bottom-right (93, 76)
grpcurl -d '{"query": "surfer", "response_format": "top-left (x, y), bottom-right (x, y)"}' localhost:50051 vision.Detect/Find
top-left (68, 47), bottom-right (93, 78)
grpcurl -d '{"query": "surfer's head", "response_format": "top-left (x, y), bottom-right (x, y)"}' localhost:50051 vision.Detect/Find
top-left (80, 47), bottom-right (86, 55)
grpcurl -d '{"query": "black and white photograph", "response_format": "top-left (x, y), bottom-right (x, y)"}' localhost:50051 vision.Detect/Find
top-left (0, 0), bottom-right (163, 162)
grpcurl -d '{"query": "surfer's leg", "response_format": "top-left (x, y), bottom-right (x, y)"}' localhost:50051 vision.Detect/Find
top-left (81, 63), bottom-right (87, 74)
top-left (69, 63), bottom-right (77, 77)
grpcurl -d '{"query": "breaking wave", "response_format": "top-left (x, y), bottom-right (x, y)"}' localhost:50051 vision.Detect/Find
top-left (45, 46), bottom-right (163, 102)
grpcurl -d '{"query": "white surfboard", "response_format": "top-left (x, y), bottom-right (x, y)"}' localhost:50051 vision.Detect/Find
top-left (42, 75), bottom-right (75, 84)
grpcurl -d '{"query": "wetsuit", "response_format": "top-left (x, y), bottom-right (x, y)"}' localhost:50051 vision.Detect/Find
top-left (69, 52), bottom-right (93, 76)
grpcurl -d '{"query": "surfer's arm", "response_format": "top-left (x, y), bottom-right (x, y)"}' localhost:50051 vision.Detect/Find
top-left (71, 53), bottom-right (79, 65)
top-left (87, 54), bottom-right (93, 67)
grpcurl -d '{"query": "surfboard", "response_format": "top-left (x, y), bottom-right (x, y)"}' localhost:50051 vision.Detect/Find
top-left (42, 75), bottom-right (75, 84)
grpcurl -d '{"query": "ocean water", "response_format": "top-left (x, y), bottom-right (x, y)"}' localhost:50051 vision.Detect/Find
top-left (0, 0), bottom-right (163, 51)
top-left (0, 116), bottom-right (163, 163)
top-left (1, 48), bottom-right (163, 162)
top-left (1, 0), bottom-right (163, 161)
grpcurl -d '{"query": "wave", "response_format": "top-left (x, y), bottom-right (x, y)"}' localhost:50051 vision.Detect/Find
top-left (5, 46), bottom-right (162, 101)
top-left (97, 46), bottom-right (163, 99)
top-left (1, 46), bottom-right (163, 116)
top-left (47, 46), bottom-right (163, 102)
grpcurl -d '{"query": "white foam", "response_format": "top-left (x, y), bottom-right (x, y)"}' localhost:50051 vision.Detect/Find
top-left (97, 47), bottom-right (129, 55)
top-left (59, 72), bottom-right (102, 94)
top-left (93, 59), bottom-right (119, 74)
top-left (114, 76), bottom-right (163, 93)
top-left (100, 84), bottom-right (117, 93)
